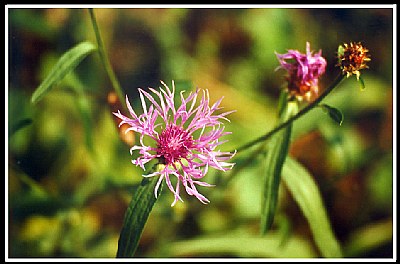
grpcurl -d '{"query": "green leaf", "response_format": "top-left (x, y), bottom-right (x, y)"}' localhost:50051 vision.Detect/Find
top-left (31, 41), bottom-right (96, 104)
top-left (165, 232), bottom-right (317, 258)
top-left (116, 177), bottom-right (162, 258)
top-left (261, 123), bottom-right (292, 234)
top-left (275, 214), bottom-right (292, 248)
top-left (261, 100), bottom-right (297, 234)
top-left (282, 157), bottom-right (343, 257)
top-left (319, 103), bottom-right (344, 126)
top-left (343, 218), bottom-right (392, 257)
top-left (358, 76), bottom-right (366, 91)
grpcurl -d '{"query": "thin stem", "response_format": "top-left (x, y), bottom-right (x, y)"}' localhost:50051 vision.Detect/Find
top-left (88, 8), bottom-right (126, 111)
top-left (235, 73), bottom-right (345, 153)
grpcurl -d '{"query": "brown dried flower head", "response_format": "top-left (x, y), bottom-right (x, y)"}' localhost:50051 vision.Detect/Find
top-left (337, 42), bottom-right (371, 80)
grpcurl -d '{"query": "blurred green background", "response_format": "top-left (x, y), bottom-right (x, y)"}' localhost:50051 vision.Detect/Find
top-left (7, 7), bottom-right (394, 258)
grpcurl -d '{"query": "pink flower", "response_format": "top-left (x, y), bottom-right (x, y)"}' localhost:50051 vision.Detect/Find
top-left (113, 80), bottom-right (236, 206)
top-left (275, 42), bottom-right (327, 101)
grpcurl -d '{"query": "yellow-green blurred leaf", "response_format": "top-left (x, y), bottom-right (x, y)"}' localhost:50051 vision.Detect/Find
top-left (165, 231), bottom-right (317, 258)
top-left (344, 218), bottom-right (392, 257)
top-left (282, 157), bottom-right (342, 258)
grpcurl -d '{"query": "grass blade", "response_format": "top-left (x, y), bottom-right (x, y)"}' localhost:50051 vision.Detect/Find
top-left (282, 157), bottom-right (343, 257)
top-left (31, 41), bottom-right (96, 104)
top-left (343, 218), bottom-right (392, 257)
top-left (261, 121), bottom-right (292, 234)
top-left (165, 232), bottom-right (317, 258)
top-left (261, 100), bottom-right (297, 234)
top-left (116, 177), bottom-right (162, 258)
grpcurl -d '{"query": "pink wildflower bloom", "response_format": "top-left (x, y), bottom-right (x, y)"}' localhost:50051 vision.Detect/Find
top-left (113, 80), bottom-right (236, 206)
top-left (275, 42), bottom-right (327, 101)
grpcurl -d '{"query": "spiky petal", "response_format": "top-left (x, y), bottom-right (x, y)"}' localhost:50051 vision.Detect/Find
top-left (275, 42), bottom-right (327, 102)
top-left (113, 80), bottom-right (236, 206)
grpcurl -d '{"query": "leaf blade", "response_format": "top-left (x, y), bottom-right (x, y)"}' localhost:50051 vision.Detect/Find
top-left (166, 232), bottom-right (317, 258)
top-left (282, 157), bottom-right (343, 257)
top-left (31, 41), bottom-right (96, 104)
top-left (261, 100), bottom-right (297, 234)
top-left (261, 121), bottom-right (292, 234)
top-left (116, 178), bottom-right (162, 258)
top-left (358, 76), bottom-right (366, 91)
top-left (320, 103), bottom-right (344, 126)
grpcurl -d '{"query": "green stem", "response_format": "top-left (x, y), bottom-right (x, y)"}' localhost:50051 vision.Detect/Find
top-left (235, 73), bottom-right (345, 153)
top-left (88, 8), bottom-right (126, 111)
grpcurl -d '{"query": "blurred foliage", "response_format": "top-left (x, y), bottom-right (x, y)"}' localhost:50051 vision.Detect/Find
top-left (7, 7), bottom-right (393, 258)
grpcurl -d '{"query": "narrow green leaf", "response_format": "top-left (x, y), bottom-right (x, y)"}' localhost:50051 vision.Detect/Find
top-left (261, 122), bottom-right (292, 234)
top-left (31, 41), bottom-right (96, 104)
top-left (358, 76), bottom-right (366, 91)
top-left (343, 218), bottom-right (392, 257)
top-left (275, 214), bottom-right (292, 248)
top-left (116, 177), bottom-right (162, 258)
top-left (165, 232), bottom-right (317, 258)
top-left (261, 100), bottom-right (297, 234)
top-left (319, 103), bottom-right (344, 126)
top-left (282, 157), bottom-right (343, 257)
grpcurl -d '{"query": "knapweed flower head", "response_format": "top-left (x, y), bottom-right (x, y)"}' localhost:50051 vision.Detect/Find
top-left (275, 42), bottom-right (327, 102)
top-left (113, 80), bottom-right (236, 206)
top-left (337, 42), bottom-right (371, 80)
